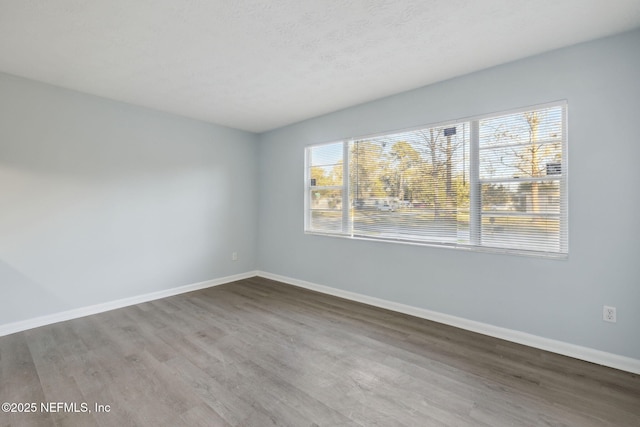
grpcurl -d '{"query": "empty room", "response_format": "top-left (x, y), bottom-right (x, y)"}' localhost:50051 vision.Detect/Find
top-left (1, 1), bottom-right (639, 426)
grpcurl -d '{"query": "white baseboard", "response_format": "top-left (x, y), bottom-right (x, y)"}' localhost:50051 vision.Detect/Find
top-left (4, 269), bottom-right (638, 374)
top-left (0, 270), bottom-right (258, 337)
top-left (257, 270), bottom-right (640, 375)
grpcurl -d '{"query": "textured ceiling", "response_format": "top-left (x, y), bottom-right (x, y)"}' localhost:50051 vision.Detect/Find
top-left (1, 1), bottom-right (639, 133)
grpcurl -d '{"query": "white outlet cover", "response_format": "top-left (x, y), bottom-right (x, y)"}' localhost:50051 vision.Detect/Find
top-left (603, 306), bottom-right (617, 323)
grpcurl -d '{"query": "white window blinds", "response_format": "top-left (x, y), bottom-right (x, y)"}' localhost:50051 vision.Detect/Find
top-left (305, 102), bottom-right (568, 257)
top-left (478, 105), bottom-right (567, 254)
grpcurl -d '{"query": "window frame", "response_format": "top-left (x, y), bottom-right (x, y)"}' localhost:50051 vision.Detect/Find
top-left (304, 101), bottom-right (568, 258)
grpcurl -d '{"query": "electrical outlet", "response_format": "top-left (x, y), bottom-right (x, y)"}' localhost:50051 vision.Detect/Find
top-left (603, 306), bottom-right (616, 323)
top-left (232, 252), bottom-right (238, 261)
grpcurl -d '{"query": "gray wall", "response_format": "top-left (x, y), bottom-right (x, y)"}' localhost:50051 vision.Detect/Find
top-left (0, 73), bottom-right (258, 325)
top-left (257, 30), bottom-right (640, 359)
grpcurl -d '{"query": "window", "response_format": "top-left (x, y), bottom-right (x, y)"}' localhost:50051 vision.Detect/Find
top-left (305, 102), bottom-right (568, 257)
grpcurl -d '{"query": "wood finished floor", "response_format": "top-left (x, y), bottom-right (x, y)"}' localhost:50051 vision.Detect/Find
top-left (1, 277), bottom-right (639, 427)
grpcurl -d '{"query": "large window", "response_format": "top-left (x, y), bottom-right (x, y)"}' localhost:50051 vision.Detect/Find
top-left (305, 102), bottom-right (568, 257)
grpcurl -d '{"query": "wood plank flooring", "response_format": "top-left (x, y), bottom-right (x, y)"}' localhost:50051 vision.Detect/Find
top-left (1, 276), bottom-right (639, 426)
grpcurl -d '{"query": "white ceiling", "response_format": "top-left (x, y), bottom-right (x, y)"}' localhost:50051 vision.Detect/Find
top-left (1, 1), bottom-right (639, 133)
